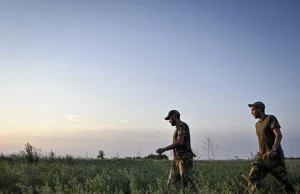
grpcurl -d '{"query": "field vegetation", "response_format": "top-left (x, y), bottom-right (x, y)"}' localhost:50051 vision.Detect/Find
top-left (0, 142), bottom-right (299, 194)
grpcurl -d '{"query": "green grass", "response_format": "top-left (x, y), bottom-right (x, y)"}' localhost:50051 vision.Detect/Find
top-left (0, 157), bottom-right (299, 194)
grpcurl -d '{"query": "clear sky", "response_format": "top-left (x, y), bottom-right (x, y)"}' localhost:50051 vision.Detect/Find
top-left (1, 0), bottom-right (300, 159)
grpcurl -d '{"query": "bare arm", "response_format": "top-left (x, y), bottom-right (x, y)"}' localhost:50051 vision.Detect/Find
top-left (163, 135), bottom-right (184, 152)
top-left (272, 128), bottom-right (283, 150)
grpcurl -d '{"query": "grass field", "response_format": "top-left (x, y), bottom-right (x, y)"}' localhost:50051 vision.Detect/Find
top-left (0, 154), bottom-right (299, 194)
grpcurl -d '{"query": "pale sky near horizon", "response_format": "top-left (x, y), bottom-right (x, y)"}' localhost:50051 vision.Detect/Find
top-left (1, 0), bottom-right (300, 159)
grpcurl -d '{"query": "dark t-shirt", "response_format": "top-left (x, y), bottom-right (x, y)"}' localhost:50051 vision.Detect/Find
top-left (173, 121), bottom-right (195, 160)
top-left (255, 114), bottom-right (284, 158)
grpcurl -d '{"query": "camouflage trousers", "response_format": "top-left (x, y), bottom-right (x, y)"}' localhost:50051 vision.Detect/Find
top-left (248, 155), bottom-right (295, 194)
top-left (167, 157), bottom-right (198, 193)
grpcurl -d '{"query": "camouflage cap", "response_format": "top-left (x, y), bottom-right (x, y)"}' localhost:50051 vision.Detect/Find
top-left (164, 110), bottom-right (180, 120)
top-left (248, 101), bottom-right (265, 110)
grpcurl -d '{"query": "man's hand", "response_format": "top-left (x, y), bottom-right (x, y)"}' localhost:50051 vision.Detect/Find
top-left (267, 150), bottom-right (277, 159)
top-left (156, 135), bottom-right (184, 154)
top-left (156, 148), bottom-right (165, 154)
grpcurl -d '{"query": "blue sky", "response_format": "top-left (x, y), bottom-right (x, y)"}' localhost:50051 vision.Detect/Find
top-left (0, 0), bottom-right (299, 159)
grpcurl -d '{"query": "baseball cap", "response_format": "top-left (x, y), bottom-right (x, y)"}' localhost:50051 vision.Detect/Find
top-left (164, 110), bottom-right (180, 120)
top-left (248, 101), bottom-right (265, 110)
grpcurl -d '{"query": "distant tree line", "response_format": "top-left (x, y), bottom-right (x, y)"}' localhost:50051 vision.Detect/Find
top-left (97, 150), bottom-right (168, 160)
top-left (2, 143), bottom-right (300, 165)
top-left (285, 157), bottom-right (300, 160)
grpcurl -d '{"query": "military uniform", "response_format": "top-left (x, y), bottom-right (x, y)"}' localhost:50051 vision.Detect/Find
top-left (167, 121), bottom-right (198, 193)
top-left (247, 112), bottom-right (295, 194)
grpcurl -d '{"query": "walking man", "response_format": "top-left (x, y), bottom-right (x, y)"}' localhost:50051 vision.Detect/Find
top-left (247, 101), bottom-right (295, 193)
top-left (156, 110), bottom-right (198, 193)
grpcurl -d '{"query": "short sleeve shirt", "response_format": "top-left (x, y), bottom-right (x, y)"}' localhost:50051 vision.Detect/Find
top-left (255, 114), bottom-right (283, 157)
top-left (173, 121), bottom-right (194, 159)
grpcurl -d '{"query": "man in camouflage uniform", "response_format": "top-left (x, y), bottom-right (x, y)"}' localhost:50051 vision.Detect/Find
top-left (247, 102), bottom-right (295, 194)
top-left (156, 110), bottom-right (198, 193)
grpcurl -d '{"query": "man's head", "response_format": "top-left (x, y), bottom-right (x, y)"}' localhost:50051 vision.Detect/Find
top-left (248, 101), bottom-right (265, 119)
top-left (164, 110), bottom-right (180, 126)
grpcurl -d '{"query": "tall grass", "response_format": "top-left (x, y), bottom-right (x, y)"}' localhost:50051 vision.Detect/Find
top-left (0, 156), bottom-right (299, 194)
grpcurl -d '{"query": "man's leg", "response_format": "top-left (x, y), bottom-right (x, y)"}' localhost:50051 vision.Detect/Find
top-left (178, 157), bottom-right (198, 193)
top-left (248, 157), bottom-right (268, 193)
top-left (167, 159), bottom-right (182, 191)
top-left (268, 158), bottom-right (296, 194)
